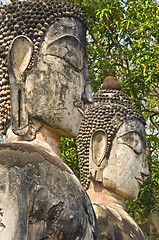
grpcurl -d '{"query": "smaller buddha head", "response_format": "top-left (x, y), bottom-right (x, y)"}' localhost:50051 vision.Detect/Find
top-left (77, 76), bottom-right (149, 200)
top-left (0, 0), bottom-right (92, 138)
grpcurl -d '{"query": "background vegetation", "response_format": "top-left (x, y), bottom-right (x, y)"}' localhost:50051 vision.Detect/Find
top-left (0, 0), bottom-right (158, 238)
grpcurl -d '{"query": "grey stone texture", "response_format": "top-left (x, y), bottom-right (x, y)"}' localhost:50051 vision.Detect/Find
top-left (93, 203), bottom-right (147, 240)
top-left (0, 143), bottom-right (96, 239)
top-left (77, 80), bottom-right (145, 190)
top-left (0, 0), bottom-right (96, 239)
top-left (8, 17), bottom-right (91, 138)
top-left (77, 77), bottom-right (149, 239)
top-left (0, 0), bottom-right (88, 134)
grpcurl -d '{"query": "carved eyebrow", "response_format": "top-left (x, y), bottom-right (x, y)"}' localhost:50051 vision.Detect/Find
top-left (118, 131), bottom-right (147, 148)
top-left (47, 35), bottom-right (86, 54)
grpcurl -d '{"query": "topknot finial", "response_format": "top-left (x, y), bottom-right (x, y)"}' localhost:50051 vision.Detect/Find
top-left (102, 76), bottom-right (121, 90)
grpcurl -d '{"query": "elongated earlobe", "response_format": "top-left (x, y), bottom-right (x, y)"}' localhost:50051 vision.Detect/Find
top-left (8, 36), bottom-right (34, 135)
top-left (89, 129), bottom-right (107, 182)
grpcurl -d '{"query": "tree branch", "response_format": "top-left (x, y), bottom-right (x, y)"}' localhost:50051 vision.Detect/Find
top-left (150, 114), bottom-right (159, 131)
top-left (144, 108), bottom-right (159, 115)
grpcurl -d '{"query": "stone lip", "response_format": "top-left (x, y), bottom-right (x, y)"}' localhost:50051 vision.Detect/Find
top-left (102, 76), bottom-right (121, 90)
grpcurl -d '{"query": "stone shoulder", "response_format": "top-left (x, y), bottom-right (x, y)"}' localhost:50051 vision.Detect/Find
top-left (0, 142), bottom-right (70, 171)
top-left (0, 142), bottom-right (96, 239)
top-left (93, 203), bottom-right (147, 240)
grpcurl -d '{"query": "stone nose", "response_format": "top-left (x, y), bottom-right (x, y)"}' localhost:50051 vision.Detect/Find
top-left (141, 157), bottom-right (150, 180)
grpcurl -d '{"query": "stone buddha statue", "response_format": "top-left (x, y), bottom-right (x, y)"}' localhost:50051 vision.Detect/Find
top-left (0, 0), bottom-right (96, 239)
top-left (77, 76), bottom-right (149, 239)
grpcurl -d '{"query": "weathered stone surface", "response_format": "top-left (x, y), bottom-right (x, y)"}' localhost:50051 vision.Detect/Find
top-left (0, 0), bottom-right (87, 134)
top-left (7, 17), bottom-right (91, 138)
top-left (0, 143), bottom-right (96, 240)
top-left (143, 211), bottom-right (159, 239)
top-left (77, 81), bottom-right (145, 190)
top-left (24, 17), bottom-right (89, 138)
top-left (102, 119), bottom-right (148, 200)
top-left (0, 0), bottom-right (96, 239)
top-left (10, 36), bottom-right (33, 79)
top-left (93, 203), bottom-right (147, 240)
top-left (77, 77), bottom-right (149, 239)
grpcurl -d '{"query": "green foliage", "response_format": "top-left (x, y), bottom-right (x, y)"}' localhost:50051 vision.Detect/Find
top-left (71, 0), bottom-right (158, 96)
top-left (60, 137), bottom-right (80, 179)
top-left (0, 135), bottom-right (3, 142)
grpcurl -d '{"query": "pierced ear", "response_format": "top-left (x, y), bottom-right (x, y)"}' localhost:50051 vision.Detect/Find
top-left (91, 129), bottom-right (107, 166)
top-left (8, 36), bottom-right (34, 135)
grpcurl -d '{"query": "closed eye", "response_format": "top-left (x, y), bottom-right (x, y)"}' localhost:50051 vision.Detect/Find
top-left (117, 132), bottom-right (144, 155)
top-left (46, 35), bottom-right (85, 72)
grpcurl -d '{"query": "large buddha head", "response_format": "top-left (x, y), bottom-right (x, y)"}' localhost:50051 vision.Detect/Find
top-left (0, 0), bottom-right (92, 138)
top-left (77, 76), bottom-right (149, 200)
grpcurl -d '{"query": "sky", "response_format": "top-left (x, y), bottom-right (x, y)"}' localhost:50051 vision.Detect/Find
top-left (1, 0), bottom-right (10, 3)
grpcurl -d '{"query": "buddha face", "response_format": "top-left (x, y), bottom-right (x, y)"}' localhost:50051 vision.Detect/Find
top-left (24, 17), bottom-right (92, 137)
top-left (102, 119), bottom-right (149, 200)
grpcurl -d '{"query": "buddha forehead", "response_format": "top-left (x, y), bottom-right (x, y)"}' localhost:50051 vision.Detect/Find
top-left (44, 17), bottom-right (87, 51)
top-left (117, 119), bottom-right (146, 144)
